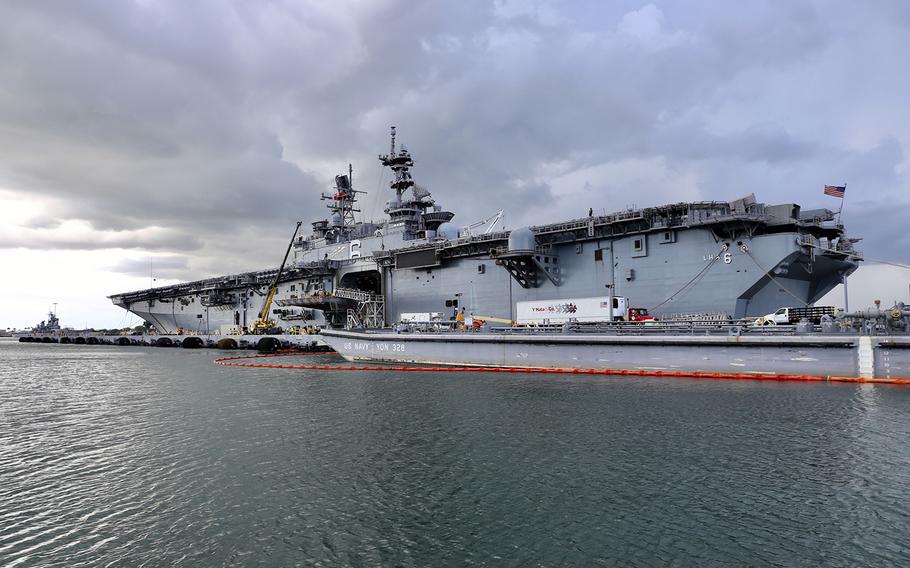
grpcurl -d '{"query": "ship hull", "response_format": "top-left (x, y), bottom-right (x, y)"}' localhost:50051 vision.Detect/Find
top-left (380, 230), bottom-right (852, 322)
top-left (113, 223), bottom-right (857, 334)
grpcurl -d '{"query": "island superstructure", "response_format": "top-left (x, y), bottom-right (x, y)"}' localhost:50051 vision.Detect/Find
top-left (109, 127), bottom-right (862, 333)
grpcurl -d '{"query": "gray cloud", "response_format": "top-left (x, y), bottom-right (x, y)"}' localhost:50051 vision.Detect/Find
top-left (0, 0), bottom-right (908, 280)
top-left (0, 223), bottom-right (204, 252)
top-left (108, 255), bottom-right (190, 279)
top-left (21, 215), bottom-right (63, 230)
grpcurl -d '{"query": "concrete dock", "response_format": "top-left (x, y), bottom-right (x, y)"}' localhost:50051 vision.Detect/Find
top-left (17, 333), bottom-right (325, 351)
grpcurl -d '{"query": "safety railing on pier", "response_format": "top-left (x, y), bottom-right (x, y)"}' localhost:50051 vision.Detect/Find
top-left (386, 319), bottom-right (909, 337)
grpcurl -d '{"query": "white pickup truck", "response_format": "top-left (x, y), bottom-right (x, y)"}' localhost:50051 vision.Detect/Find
top-left (755, 306), bottom-right (836, 325)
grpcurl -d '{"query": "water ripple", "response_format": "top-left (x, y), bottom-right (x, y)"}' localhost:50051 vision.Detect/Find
top-left (2, 340), bottom-right (910, 566)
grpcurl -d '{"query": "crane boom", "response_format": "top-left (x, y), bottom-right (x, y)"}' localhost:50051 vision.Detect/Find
top-left (461, 209), bottom-right (504, 237)
top-left (483, 209), bottom-right (504, 234)
top-left (253, 221), bottom-right (303, 333)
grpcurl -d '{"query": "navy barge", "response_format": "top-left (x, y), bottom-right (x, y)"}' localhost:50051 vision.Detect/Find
top-left (320, 319), bottom-right (910, 381)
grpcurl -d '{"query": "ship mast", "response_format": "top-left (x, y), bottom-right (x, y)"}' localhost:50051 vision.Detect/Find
top-left (377, 126), bottom-right (454, 239)
top-left (319, 164), bottom-right (363, 242)
top-left (378, 126), bottom-right (415, 207)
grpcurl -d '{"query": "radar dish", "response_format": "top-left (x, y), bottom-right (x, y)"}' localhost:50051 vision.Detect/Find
top-left (412, 184), bottom-right (431, 200)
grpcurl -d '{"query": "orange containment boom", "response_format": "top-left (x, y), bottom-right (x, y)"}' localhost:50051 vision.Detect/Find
top-left (213, 352), bottom-right (910, 386)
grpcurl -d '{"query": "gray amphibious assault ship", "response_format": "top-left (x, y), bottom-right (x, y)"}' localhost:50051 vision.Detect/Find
top-left (110, 127), bottom-right (861, 333)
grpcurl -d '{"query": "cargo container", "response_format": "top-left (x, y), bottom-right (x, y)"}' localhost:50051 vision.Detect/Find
top-left (516, 297), bottom-right (630, 324)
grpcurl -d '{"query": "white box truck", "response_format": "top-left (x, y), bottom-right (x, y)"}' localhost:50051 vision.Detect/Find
top-left (516, 296), bottom-right (631, 324)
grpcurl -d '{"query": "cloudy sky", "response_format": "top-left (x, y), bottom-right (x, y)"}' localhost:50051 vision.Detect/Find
top-left (1, 0), bottom-right (909, 329)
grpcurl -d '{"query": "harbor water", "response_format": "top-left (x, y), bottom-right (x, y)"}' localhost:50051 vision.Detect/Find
top-left (1, 338), bottom-right (909, 566)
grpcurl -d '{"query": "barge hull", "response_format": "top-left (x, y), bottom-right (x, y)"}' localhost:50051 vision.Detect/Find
top-left (322, 330), bottom-right (910, 380)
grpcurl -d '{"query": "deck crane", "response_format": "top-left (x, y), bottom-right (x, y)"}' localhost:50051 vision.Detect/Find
top-left (252, 221), bottom-right (303, 334)
top-left (460, 209), bottom-right (504, 237)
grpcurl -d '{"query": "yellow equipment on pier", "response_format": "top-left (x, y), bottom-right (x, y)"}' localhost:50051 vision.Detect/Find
top-left (252, 221), bottom-right (302, 334)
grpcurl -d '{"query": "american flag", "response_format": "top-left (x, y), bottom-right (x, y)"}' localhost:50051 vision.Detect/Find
top-left (823, 184), bottom-right (846, 198)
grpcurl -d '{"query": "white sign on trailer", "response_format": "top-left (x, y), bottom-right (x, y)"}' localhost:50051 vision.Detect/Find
top-left (399, 312), bottom-right (444, 323)
top-left (400, 312), bottom-right (432, 323)
top-left (516, 296), bottom-right (628, 324)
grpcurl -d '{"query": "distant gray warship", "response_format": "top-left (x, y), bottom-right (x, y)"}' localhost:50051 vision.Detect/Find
top-left (12, 309), bottom-right (62, 339)
top-left (110, 128), bottom-right (861, 333)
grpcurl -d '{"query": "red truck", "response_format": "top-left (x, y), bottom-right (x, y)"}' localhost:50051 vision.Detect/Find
top-left (626, 307), bottom-right (656, 322)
